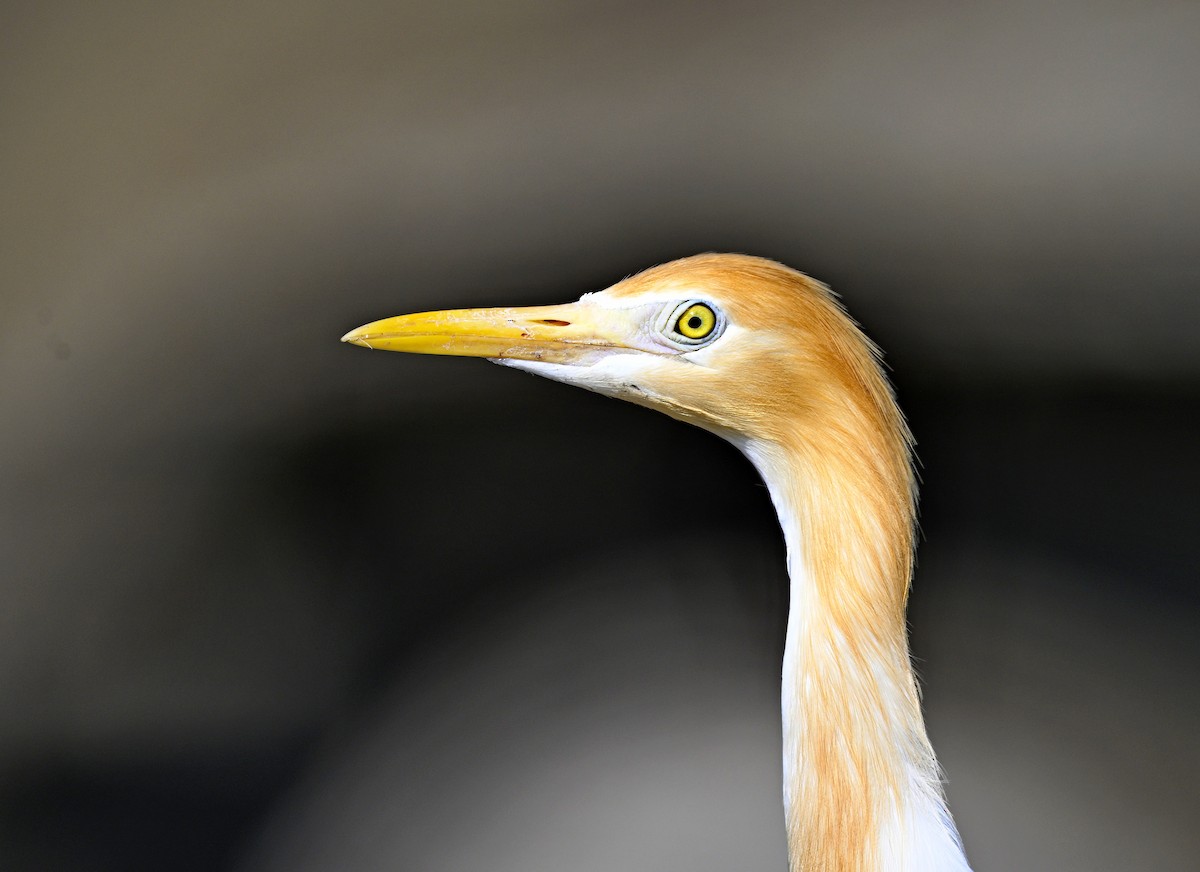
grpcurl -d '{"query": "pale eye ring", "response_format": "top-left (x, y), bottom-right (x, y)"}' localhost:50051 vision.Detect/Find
top-left (670, 301), bottom-right (721, 344)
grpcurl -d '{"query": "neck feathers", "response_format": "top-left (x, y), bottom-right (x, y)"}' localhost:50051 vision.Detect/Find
top-left (616, 253), bottom-right (969, 869)
top-left (739, 293), bottom-right (968, 872)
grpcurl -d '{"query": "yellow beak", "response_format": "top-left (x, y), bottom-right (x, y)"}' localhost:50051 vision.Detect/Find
top-left (341, 301), bottom-right (647, 365)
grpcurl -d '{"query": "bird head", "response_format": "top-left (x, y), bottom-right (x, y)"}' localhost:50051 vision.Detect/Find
top-left (342, 253), bottom-right (895, 454)
top-left (342, 254), bottom-right (952, 872)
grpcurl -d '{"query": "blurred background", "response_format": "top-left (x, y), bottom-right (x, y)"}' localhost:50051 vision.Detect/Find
top-left (2, 1), bottom-right (1198, 870)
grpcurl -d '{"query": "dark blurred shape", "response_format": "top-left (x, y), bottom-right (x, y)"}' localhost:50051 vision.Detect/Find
top-left (1, 2), bottom-right (1198, 870)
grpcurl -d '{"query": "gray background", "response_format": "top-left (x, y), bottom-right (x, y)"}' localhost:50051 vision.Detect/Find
top-left (2, 2), bottom-right (1197, 870)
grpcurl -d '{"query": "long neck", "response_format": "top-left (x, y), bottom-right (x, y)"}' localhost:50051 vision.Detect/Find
top-left (740, 432), bottom-right (970, 872)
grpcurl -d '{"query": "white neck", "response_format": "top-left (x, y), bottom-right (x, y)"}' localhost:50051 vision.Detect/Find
top-left (741, 439), bottom-right (972, 872)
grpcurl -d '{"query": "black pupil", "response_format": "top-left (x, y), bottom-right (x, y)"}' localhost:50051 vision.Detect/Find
top-left (687, 315), bottom-right (703, 330)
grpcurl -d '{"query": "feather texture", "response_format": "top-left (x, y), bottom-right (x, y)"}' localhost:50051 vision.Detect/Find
top-left (612, 255), bottom-right (970, 871)
top-left (344, 253), bottom-right (973, 871)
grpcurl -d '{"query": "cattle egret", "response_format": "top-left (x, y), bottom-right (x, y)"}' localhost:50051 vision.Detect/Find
top-left (342, 253), bottom-right (971, 872)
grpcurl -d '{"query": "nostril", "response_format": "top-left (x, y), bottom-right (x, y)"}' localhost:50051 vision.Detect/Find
top-left (533, 319), bottom-right (571, 327)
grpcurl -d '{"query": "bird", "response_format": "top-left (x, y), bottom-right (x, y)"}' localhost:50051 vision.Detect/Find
top-left (341, 253), bottom-right (972, 872)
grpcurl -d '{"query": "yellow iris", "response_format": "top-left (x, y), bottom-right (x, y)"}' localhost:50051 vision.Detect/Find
top-left (675, 303), bottom-right (716, 340)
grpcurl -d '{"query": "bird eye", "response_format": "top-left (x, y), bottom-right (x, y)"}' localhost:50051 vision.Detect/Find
top-left (674, 302), bottom-right (717, 341)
